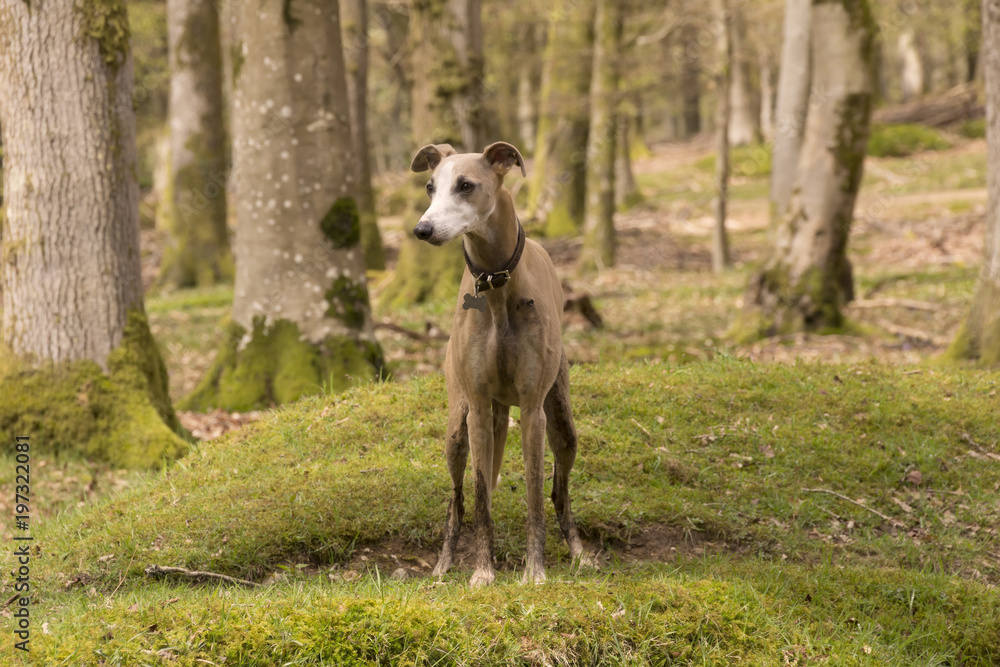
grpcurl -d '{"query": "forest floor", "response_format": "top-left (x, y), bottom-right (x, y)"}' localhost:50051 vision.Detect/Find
top-left (7, 136), bottom-right (1000, 665)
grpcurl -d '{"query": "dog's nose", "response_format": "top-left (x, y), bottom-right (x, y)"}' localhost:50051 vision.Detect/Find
top-left (413, 220), bottom-right (434, 241)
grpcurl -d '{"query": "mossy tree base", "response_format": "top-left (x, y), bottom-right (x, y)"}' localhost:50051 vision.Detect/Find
top-left (0, 311), bottom-right (188, 468)
top-left (730, 261), bottom-right (855, 344)
top-left (944, 280), bottom-right (1000, 364)
top-left (180, 318), bottom-right (387, 412)
top-left (379, 236), bottom-right (465, 309)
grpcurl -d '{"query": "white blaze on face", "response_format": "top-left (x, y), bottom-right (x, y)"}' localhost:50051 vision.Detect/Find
top-left (420, 161), bottom-right (483, 244)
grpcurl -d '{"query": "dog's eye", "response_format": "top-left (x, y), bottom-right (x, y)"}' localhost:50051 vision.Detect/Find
top-left (459, 181), bottom-right (474, 193)
top-left (426, 182), bottom-right (434, 197)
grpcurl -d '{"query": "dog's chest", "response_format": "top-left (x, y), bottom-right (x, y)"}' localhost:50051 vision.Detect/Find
top-left (455, 297), bottom-right (545, 405)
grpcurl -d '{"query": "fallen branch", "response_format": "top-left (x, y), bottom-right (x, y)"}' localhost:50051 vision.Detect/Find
top-left (801, 488), bottom-right (903, 527)
top-left (874, 319), bottom-right (950, 346)
top-left (373, 321), bottom-right (448, 342)
top-left (144, 564), bottom-right (260, 588)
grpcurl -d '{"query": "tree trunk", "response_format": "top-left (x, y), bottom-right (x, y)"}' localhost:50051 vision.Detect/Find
top-left (615, 113), bottom-right (641, 209)
top-left (0, 0), bottom-right (186, 467)
top-left (735, 0), bottom-right (875, 340)
top-left (966, 0), bottom-right (982, 82)
top-left (680, 20), bottom-right (702, 137)
top-left (378, 0), bottom-right (486, 308)
top-left (771, 0), bottom-right (811, 221)
top-left (727, 4), bottom-right (759, 147)
top-left (516, 23), bottom-right (540, 154)
top-left (579, 0), bottom-right (620, 273)
top-left (712, 0), bottom-right (732, 274)
top-left (185, 0), bottom-right (385, 411)
top-left (898, 29), bottom-right (925, 102)
top-left (530, 0), bottom-right (594, 237)
top-left (759, 50), bottom-right (775, 142)
top-left (342, 0), bottom-right (386, 270)
top-left (410, 0), bottom-right (487, 150)
top-left (158, 0), bottom-right (232, 290)
top-left (947, 0), bottom-right (1000, 363)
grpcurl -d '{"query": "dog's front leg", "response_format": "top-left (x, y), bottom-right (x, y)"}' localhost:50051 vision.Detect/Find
top-left (467, 399), bottom-right (496, 588)
top-left (521, 405), bottom-right (547, 583)
top-left (433, 397), bottom-right (469, 578)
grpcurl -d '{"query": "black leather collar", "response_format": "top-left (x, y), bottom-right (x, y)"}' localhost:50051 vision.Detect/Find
top-left (463, 222), bottom-right (526, 297)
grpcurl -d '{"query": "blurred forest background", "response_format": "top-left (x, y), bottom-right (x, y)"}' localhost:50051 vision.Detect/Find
top-left (0, 0), bottom-right (996, 456)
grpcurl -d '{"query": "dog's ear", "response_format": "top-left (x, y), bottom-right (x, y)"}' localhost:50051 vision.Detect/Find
top-left (483, 142), bottom-right (526, 177)
top-left (410, 144), bottom-right (456, 172)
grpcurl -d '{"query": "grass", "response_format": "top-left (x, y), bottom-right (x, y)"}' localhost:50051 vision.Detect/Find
top-left (867, 124), bottom-right (951, 159)
top-left (20, 360), bottom-right (1000, 664)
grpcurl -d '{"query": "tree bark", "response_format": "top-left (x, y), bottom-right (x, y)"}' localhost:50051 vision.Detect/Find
top-left (680, 19), bottom-right (702, 137)
top-left (0, 0), bottom-right (186, 466)
top-left (770, 0), bottom-right (811, 221)
top-left (378, 0), bottom-right (486, 308)
top-left (736, 0), bottom-right (875, 340)
top-left (579, 0), bottom-right (620, 273)
top-left (186, 0), bottom-right (385, 411)
top-left (759, 50), bottom-right (775, 142)
top-left (712, 0), bottom-right (732, 274)
top-left (898, 29), bottom-right (925, 102)
top-left (727, 4), bottom-right (758, 147)
top-left (516, 22), bottom-right (540, 154)
top-left (342, 0), bottom-right (386, 270)
top-left (530, 0), bottom-right (594, 237)
top-left (615, 112), bottom-right (640, 209)
top-left (947, 0), bottom-right (1000, 363)
top-left (410, 0), bottom-right (487, 150)
top-left (158, 0), bottom-right (232, 289)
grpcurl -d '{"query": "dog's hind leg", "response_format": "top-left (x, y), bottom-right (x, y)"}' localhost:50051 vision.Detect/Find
top-left (433, 386), bottom-right (469, 578)
top-left (491, 400), bottom-right (509, 491)
top-left (545, 353), bottom-right (586, 563)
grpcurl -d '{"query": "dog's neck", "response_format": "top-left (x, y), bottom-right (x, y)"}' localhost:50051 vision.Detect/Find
top-left (462, 186), bottom-right (519, 274)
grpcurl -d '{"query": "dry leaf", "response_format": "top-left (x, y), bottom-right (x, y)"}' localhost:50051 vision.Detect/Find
top-left (892, 497), bottom-right (913, 513)
top-left (905, 469), bottom-right (923, 486)
top-left (759, 444), bottom-right (775, 459)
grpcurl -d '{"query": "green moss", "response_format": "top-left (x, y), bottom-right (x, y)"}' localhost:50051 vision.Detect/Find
top-left (695, 143), bottom-right (773, 178)
top-left (325, 276), bottom-right (369, 330)
top-left (180, 317), bottom-right (385, 412)
top-left (231, 42), bottom-right (245, 83)
top-left (78, 0), bottom-right (131, 74)
top-left (867, 123), bottom-right (950, 158)
top-left (0, 311), bottom-right (187, 468)
top-left (320, 197), bottom-right (361, 249)
top-left (958, 118), bottom-right (986, 139)
top-left (543, 200), bottom-right (579, 238)
top-left (282, 0), bottom-right (301, 32)
top-left (379, 236), bottom-right (464, 308)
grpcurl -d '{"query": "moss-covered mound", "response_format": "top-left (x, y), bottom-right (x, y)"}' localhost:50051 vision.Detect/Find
top-left (45, 361), bottom-right (1000, 589)
top-left (179, 317), bottom-right (387, 412)
top-left (0, 311), bottom-right (188, 468)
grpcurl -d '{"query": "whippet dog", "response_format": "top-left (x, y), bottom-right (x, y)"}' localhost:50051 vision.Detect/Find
top-left (410, 141), bottom-right (587, 587)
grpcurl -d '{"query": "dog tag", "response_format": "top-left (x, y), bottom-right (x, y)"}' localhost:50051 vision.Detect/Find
top-left (462, 293), bottom-right (486, 312)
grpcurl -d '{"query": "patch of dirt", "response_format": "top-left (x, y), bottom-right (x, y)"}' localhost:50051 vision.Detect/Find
top-left (314, 523), bottom-right (739, 584)
top-left (176, 409), bottom-right (263, 441)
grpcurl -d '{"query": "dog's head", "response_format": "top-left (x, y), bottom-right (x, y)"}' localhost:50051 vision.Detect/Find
top-left (409, 142), bottom-right (526, 245)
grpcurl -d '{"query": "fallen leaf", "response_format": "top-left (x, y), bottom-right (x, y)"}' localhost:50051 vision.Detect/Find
top-left (759, 444), bottom-right (775, 459)
top-left (892, 497), bottom-right (913, 513)
top-left (98, 554), bottom-right (116, 562)
top-left (127, 603), bottom-right (139, 613)
top-left (905, 469), bottom-right (923, 486)
top-left (942, 510), bottom-right (957, 525)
